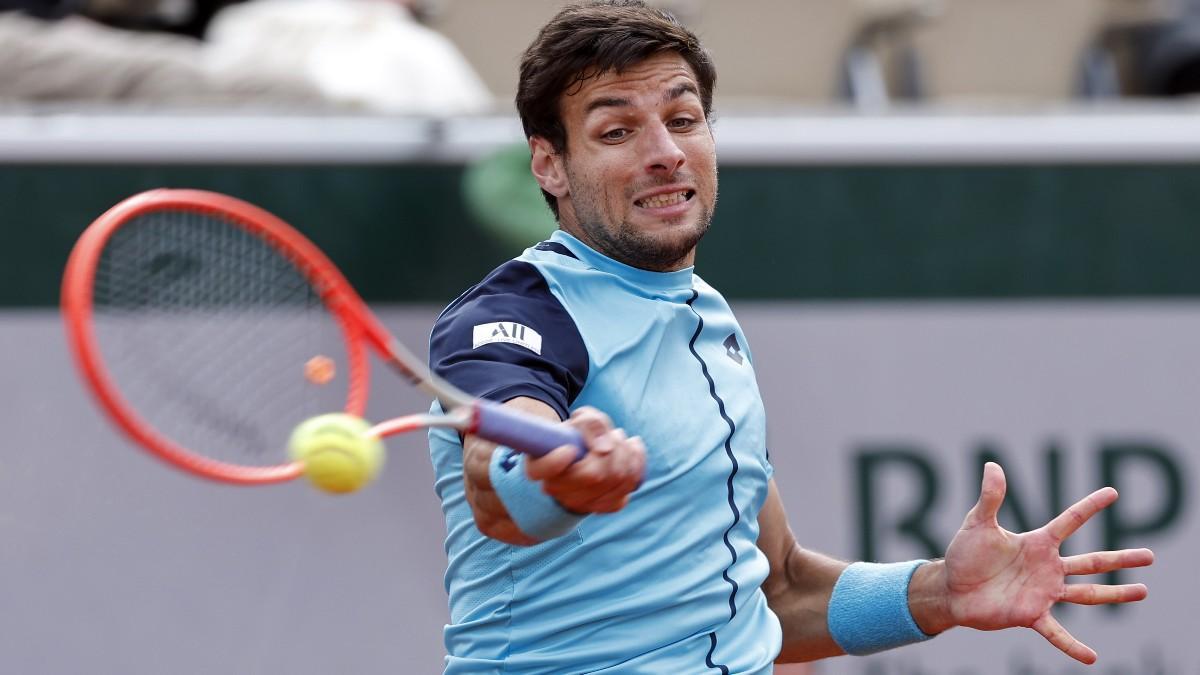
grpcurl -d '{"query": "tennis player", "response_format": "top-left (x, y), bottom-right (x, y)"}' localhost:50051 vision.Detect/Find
top-left (427, 2), bottom-right (1154, 672)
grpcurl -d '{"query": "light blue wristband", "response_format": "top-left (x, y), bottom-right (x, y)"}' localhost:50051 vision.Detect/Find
top-left (488, 446), bottom-right (583, 541)
top-left (827, 560), bottom-right (936, 655)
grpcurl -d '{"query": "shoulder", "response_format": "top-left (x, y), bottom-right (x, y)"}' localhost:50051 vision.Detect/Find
top-left (429, 255), bottom-right (590, 415)
top-left (433, 237), bottom-right (599, 345)
top-left (434, 258), bottom-right (571, 334)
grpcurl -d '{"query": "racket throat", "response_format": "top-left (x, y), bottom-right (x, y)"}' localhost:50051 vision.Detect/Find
top-left (368, 408), bottom-right (472, 439)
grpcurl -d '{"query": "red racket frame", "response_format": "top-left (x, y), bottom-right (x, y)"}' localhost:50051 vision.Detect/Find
top-left (61, 189), bottom-right (393, 485)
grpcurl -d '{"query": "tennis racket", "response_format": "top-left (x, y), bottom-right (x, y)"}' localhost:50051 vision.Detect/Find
top-left (61, 189), bottom-right (585, 485)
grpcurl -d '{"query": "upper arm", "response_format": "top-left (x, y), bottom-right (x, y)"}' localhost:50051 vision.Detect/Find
top-left (758, 479), bottom-right (849, 662)
top-left (429, 260), bottom-right (588, 418)
top-left (428, 261), bottom-right (588, 544)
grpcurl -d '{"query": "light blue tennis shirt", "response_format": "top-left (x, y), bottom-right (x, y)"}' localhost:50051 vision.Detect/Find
top-left (428, 230), bottom-right (780, 673)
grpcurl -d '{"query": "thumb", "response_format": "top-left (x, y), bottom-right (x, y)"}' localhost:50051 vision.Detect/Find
top-left (524, 443), bottom-right (579, 482)
top-left (965, 461), bottom-right (1006, 528)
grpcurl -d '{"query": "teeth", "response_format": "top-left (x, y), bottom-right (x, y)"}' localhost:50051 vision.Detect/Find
top-left (637, 191), bottom-right (689, 209)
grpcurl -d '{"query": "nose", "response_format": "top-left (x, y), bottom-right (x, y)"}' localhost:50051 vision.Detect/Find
top-left (641, 122), bottom-right (686, 176)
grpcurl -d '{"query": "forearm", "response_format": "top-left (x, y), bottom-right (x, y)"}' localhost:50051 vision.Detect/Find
top-left (772, 553), bottom-right (950, 662)
top-left (760, 479), bottom-right (946, 662)
top-left (766, 545), bottom-right (848, 662)
top-left (461, 397), bottom-right (559, 546)
top-left (463, 434), bottom-right (538, 545)
top-left (758, 480), bottom-right (849, 661)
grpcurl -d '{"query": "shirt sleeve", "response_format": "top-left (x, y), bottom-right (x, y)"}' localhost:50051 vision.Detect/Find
top-left (429, 260), bottom-right (589, 421)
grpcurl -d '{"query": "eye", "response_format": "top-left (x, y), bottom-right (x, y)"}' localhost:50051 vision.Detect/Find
top-left (668, 117), bottom-right (697, 130)
top-left (602, 128), bottom-right (628, 141)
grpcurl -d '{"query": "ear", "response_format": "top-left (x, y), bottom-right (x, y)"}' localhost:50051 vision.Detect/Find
top-left (529, 136), bottom-right (568, 199)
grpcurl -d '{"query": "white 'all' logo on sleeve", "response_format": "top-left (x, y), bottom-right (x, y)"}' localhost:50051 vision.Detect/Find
top-left (472, 322), bottom-right (543, 355)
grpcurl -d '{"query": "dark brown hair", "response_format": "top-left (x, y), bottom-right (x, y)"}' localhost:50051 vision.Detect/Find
top-left (516, 0), bottom-right (716, 216)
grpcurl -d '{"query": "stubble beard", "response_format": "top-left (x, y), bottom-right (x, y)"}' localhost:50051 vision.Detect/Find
top-left (565, 172), bottom-right (717, 273)
top-left (587, 212), bottom-right (711, 272)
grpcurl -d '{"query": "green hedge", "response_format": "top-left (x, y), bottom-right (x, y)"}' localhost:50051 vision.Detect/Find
top-left (5, 163), bottom-right (1200, 307)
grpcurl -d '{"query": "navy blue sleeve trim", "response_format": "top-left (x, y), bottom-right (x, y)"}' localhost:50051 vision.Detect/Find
top-left (429, 260), bottom-right (588, 420)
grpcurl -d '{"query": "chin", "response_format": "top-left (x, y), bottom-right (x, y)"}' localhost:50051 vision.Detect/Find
top-left (621, 221), bottom-right (709, 270)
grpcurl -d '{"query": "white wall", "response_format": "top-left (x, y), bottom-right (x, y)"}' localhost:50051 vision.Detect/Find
top-left (3, 301), bottom-right (1189, 674)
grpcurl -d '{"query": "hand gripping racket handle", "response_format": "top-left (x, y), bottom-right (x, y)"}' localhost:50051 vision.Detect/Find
top-left (471, 401), bottom-right (587, 461)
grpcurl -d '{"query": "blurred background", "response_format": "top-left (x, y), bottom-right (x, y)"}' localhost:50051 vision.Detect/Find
top-left (1, 0), bottom-right (1195, 673)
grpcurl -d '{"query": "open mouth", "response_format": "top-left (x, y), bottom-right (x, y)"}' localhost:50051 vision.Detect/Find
top-left (635, 190), bottom-right (695, 209)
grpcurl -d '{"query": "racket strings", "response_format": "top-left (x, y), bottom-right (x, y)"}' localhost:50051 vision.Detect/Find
top-left (92, 209), bottom-right (351, 466)
top-left (97, 212), bottom-right (279, 451)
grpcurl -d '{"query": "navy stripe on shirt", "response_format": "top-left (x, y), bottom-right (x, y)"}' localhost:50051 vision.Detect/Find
top-left (687, 291), bottom-right (741, 672)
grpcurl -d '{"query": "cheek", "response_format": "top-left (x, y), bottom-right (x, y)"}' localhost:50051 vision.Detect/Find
top-left (568, 150), bottom-right (642, 215)
top-left (586, 163), bottom-right (631, 208)
top-left (679, 136), bottom-right (715, 173)
top-left (568, 163), bottom-right (619, 218)
top-left (698, 152), bottom-right (718, 193)
top-left (695, 142), bottom-right (717, 173)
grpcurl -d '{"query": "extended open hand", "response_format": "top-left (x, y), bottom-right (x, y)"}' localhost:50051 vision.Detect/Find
top-left (931, 462), bottom-right (1154, 664)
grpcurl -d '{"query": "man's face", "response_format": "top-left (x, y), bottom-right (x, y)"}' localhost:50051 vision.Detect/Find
top-left (532, 52), bottom-right (717, 272)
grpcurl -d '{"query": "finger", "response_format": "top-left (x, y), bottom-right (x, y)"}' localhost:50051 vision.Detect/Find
top-left (1044, 487), bottom-right (1118, 543)
top-left (1061, 582), bottom-right (1148, 605)
top-left (569, 405), bottom-right (612, 427)
top-left (541, 450), bottom-right (614, 505)
top-left (557, 464), bottom-right (629, 512)
top-left (606, 427), bottom-right (629, 447)
top-left (1062, 548), bottom-right (1155, 575)
top-left (548, 434), bottom-right (644, 509)
top-left (1031, 614), bottom-right (1096, 665)
top-left (964, 462), bottom-right (1006, 528)
top-left (524, 443), bottom-right (583, 481)
top-left (578, 484), bottom-right (632, 513)
top-left (607, 432), bottom-right (643, 491)
top-left (573, 438), bottom-right (645, 512)
top-left (568, 407), bottom-right (615, 454)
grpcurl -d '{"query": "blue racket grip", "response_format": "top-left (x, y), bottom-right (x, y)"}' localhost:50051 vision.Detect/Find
top-left (472, 401), bottom-right (587, 461)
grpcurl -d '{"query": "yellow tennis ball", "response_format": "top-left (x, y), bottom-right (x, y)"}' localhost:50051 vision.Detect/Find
top-left (288, 413), bottom-right (384, 494)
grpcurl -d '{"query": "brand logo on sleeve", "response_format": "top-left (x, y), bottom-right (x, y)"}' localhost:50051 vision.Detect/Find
top-left (472, 322), bottom-right (543, 355)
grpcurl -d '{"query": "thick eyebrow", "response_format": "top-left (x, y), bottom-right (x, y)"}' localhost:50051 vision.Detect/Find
top-left (584, 96), bottom-right (630, 116)
top-left (663, 81), bottom-right (700, 104)
top-left (582, 81), bottom-right (702, 117)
